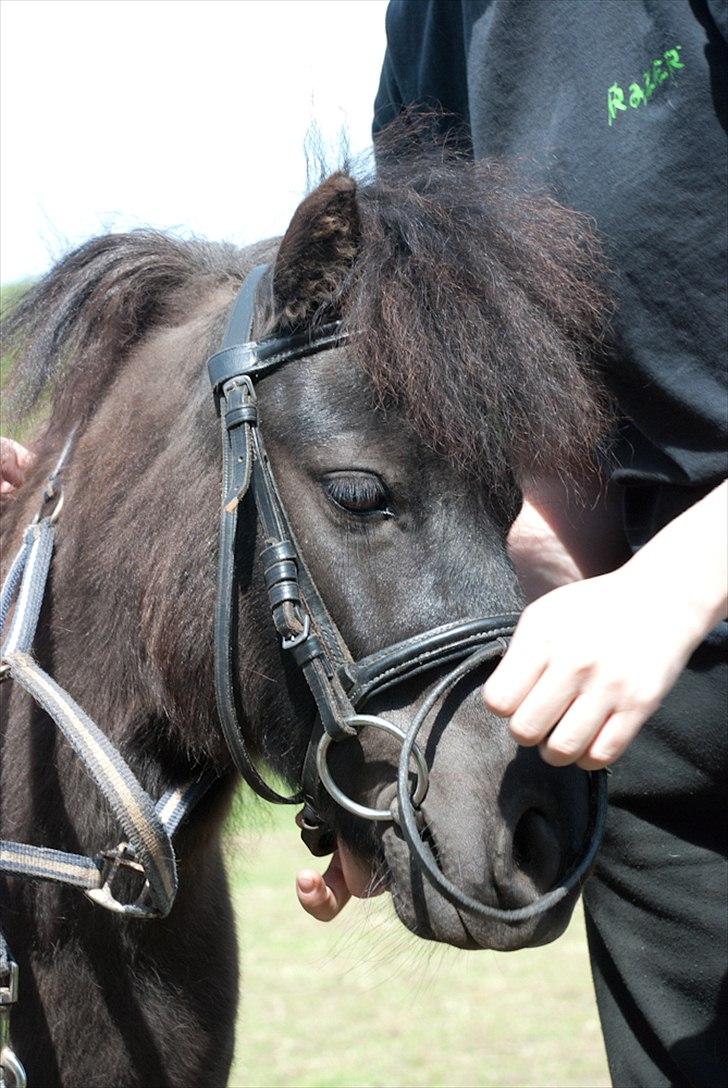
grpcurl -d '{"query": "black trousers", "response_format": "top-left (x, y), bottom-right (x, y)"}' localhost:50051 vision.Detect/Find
top-left (583, 641), bottom-right (728, 1088)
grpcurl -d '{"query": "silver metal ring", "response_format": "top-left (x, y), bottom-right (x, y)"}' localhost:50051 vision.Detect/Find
top-left (316, 713), bottom-right (429, 822)
top-left (30, 486), bottom-right (64, 526)
top-left (0, 1045), bottom-right (28, 1088)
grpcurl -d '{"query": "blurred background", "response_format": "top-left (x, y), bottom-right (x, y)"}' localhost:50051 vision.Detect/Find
top-left (1, 3), bottom-right (610, 1085)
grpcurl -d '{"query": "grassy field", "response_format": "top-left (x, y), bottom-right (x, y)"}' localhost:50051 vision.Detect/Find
top-left (225, 803), bottom-right (610, 1088)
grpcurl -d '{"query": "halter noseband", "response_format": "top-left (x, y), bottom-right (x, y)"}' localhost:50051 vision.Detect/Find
top-left (209, 264), bottom-right (607, 922)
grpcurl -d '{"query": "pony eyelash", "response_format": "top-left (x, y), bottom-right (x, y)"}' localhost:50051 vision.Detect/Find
top-left (323, 473), bottom-right (393, 517)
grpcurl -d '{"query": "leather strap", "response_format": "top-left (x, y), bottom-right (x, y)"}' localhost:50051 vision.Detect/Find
top-left (223, 264), bottom-right (268, 345)
top-left (396, 643), bottom-right (609, 922)
top-left (208, 323), bottom-right (345, 393)
top-left (212, 266), bottom-right (304, 803)
top-left (212, 266), bottom-right (353, 801)
top-left (347, 614), bottom-right (521, 705)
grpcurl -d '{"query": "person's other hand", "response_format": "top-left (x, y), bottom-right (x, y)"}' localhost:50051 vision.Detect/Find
top-left (0, 437), bottom-right (34, 495)
top-left (485, 570), bottom-right (697, 769)
top-left (296, 840), bottom-right (384, 921)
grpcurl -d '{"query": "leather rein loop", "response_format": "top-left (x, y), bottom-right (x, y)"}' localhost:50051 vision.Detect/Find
top-left (396, 644), bottom-right (608, 922)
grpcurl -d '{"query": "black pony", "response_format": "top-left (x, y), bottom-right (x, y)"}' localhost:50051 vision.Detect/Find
top-left (0, 151), bottom-right (608, 1087)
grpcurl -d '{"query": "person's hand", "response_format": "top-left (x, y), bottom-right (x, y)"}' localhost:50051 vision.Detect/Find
top-left (296, 852), bottom-right (352, 921)
top-left (296, 839), bottom-right (383, 921)
top-left (0, 437), bottom-right (34, 495)
top-left (484, 568), bottom-right (698, 769)
top-left (485, 482), bottom-right (728, 770)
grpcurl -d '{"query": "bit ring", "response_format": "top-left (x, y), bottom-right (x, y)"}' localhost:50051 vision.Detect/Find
top-left (317, 713), bottom-right (429, 822)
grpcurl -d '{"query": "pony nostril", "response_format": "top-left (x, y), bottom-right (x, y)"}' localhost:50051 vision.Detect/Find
top-left (511, 807), bottom-right (562, 893)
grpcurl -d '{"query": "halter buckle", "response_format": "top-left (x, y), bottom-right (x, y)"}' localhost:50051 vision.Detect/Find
top-left (0, 961), bottom-right (26, 1088)
top-left (0, 961), bottom-right (18, 1007)
top-left (85, 843), bottom-right (159, 918)
top-left (30, 485), bottom-right (64, 527)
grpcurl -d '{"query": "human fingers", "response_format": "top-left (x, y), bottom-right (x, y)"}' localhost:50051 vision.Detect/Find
top-left (482, 613), bottom-right (549, 717)
top-left (506, 664), bottom-right (582, 746)
top-left (295, 852), bottom-right (352, 921)
top-left (0, 438), bottom-right (33, 490)
top-left (0, 444), bottom-right (23, 490)
top-left (577, 708), bottom-right (648, 770)
top-left (537, 691), bottom-right (614, 766)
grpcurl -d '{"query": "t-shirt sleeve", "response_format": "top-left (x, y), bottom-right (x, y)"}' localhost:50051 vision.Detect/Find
top-left (372, 0), bottom-right (472, 147)
top-left (373, 41), bottom-right (405, 137)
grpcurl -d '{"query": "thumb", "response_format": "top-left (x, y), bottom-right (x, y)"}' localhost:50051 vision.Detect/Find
top-left (296, 851), bottom-right (352, 922)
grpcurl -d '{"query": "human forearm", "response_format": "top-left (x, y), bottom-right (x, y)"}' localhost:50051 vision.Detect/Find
top-left (508, 473), bottom-right (631, 601)
top-left (624, 479), bottom-right (728, 640)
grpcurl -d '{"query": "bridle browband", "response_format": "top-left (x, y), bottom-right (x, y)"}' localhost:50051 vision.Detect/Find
top-left (209, 263), bottom-right (608, 919)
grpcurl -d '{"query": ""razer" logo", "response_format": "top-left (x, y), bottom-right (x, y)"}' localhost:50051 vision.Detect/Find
top-left (607, 45), bottom-right (684, 127)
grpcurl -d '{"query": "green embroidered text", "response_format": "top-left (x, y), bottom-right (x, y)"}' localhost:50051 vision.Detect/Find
top-left (608, 45), bottom-right (684, 126)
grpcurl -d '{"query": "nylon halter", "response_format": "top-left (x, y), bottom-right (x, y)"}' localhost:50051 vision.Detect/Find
top-left (209, 264), bottom-right (608, 919)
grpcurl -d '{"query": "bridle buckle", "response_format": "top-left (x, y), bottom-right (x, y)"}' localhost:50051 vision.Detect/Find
top-left (281, 612), bottom-right (310, 651)
top-left (0, 961), bottom-right (18, 1008)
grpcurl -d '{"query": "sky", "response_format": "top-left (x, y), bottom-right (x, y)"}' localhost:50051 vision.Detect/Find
top-left (0, 0), bottom-right (389, 283)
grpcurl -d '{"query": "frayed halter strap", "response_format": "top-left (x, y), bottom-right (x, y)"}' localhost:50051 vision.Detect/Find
top-left (0, 440), bottom-right (216, 1087)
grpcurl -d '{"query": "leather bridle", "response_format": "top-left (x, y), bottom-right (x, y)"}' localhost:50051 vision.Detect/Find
top-left (209, 263), bottom-right (608, 922)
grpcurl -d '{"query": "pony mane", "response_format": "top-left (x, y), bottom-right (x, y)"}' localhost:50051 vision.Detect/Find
top-left (1, 231), bottom-right (249, 436)
top-left (2, 141), bottom-right (612, 494)
top-left (342, 144), bottom-right (612, 492)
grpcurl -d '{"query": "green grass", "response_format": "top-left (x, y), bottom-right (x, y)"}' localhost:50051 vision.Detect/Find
top-left (225, 803), bottom-right (609, 1088)
top-left (1, 280), bottom-right (34, 439)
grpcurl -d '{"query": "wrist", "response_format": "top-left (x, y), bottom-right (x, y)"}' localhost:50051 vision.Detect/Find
top-left (620, 534), bottom-right (726, 646)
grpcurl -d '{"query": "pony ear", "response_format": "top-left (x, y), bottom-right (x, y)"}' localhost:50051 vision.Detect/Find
top-left (271, 172), bottom-right (360, 330)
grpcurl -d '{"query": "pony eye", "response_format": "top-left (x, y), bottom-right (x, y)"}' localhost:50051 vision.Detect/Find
top-left (322, 473), bottom-right (392, 517)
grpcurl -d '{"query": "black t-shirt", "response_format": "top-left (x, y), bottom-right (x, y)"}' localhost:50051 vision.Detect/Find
top-left (373, 0), bottom-right (728, 548)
